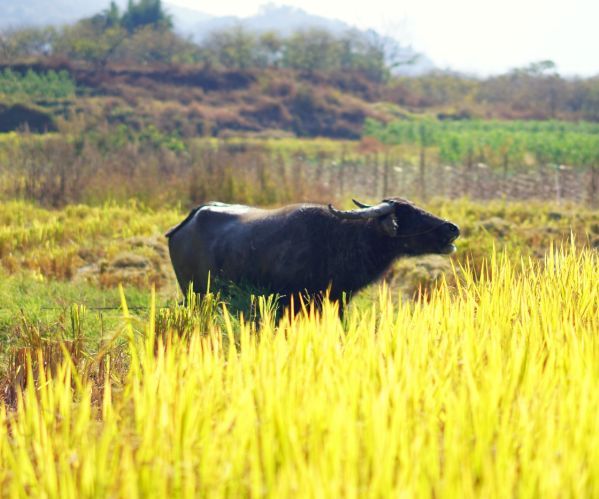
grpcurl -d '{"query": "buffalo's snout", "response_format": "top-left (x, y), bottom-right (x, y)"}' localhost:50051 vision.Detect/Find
top-left (436, 222), bottom-right (460, 254)
top-left (443, 222), bottom-right (460, 242)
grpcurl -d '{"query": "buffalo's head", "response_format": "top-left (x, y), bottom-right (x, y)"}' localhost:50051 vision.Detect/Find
top-left (328, 197), bottom-right (460, 256)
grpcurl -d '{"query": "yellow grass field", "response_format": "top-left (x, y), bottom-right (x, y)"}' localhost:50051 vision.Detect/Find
top-left (1, 243), bottom-right (597, 497)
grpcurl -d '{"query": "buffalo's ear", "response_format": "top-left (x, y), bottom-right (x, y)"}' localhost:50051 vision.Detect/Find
top-left (379, 213), bottom-right (399, 236)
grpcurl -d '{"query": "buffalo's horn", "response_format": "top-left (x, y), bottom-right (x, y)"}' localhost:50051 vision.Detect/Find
top-left (352, 198), bottom-right (371, 208)
top-left (328, 201), bottom-right (395, 219)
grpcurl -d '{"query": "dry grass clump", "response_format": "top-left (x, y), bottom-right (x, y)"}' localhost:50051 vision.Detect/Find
top-left (0, 201), bottom-right (179, 287)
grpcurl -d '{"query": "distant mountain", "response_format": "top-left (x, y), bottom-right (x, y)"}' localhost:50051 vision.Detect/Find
top-left (0, 0), bottom-right (434, 75)
top-left (164, 4), bottom-right (212, 35)
top-left (185, 4), bottom-right (349, 39)
top-left (0, 0), bottom-right (121, 27)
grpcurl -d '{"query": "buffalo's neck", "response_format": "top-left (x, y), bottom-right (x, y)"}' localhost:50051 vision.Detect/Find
top-left (326, 221), bottom-right (398, 296)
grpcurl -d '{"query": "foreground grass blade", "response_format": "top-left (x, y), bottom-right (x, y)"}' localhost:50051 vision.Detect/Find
top-left (0, 245), bottom-right (598, 497)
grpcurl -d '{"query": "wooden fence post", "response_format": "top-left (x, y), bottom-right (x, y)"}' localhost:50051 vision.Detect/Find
top-left (554, 164), bottom-right (562, 205)
top-left (419, 146), bottom-right (427, 200)
top-left (588, 165), bottom-right (598, 207)
top-left (382, 151), bottom-right (390, 198)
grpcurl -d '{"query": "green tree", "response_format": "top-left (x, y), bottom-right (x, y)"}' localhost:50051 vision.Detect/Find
top-left (121, 0), bottom-right (173, 33)
top-left (53, 20), bottom-right (128, 67)
top-left (338, 30), bottom-right (389, 82)
top-left (90, 1), bottom-right (122, 30)
top-left (282, 28), bottom-right (340, 72)
top-left (573, 78), bottom-right (599, 121)
top-left (202, 25), bottom-right (259, 69)
top-left (477, 60), bottom-right (565, 119)
top-left (256, 31), bottom-right (283, 68)
top-left (0, 26), bottom-right (57, 62)
top-left (115, 26), bottom-right (199, 64)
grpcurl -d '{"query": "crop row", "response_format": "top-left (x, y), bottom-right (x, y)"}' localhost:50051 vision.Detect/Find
top-left (364, 119), bottom-right (599, 168)
top-left (0, 69), bottom-right (76, 101)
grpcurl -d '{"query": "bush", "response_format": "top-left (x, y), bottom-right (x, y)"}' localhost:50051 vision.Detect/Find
top-left (0, 68), bottom-right (76, 101)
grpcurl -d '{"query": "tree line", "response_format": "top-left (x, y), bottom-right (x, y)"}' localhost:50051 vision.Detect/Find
top-left (387, 64), bottom-right (599, 122)
top-left (0, 0), bottom-right (397, 82)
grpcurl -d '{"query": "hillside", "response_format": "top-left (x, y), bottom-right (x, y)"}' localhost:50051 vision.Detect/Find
top-left (3, 60), bottom-right (599, 141)
top-left (0, 62), bottom-right (402, 138)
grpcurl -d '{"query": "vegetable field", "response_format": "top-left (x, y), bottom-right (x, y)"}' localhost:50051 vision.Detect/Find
top-left (364, 119), bottom-right (599, 169)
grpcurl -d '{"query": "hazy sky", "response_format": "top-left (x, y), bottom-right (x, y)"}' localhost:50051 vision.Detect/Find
top-left (169, 0), bottom-right (599, 76)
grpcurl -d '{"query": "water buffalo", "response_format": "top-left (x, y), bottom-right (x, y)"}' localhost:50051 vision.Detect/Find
top-left (166, 198), bottom-right (459, 312)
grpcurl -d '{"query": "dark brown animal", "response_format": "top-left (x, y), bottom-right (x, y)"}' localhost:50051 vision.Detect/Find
top-left (166, 198), bottom-right (459, 312)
